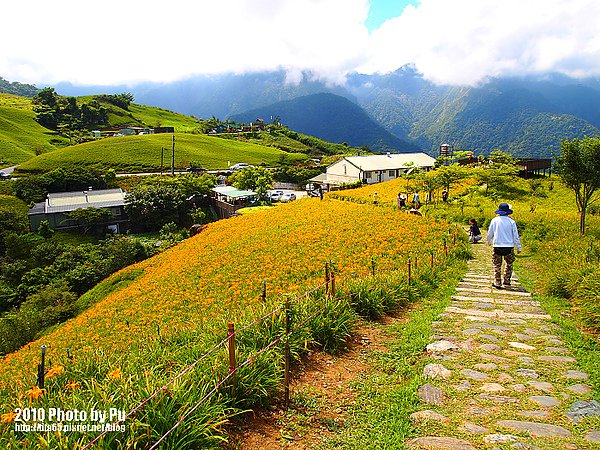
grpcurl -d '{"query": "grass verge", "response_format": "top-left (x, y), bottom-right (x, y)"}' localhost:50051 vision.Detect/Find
top-left (319, 259), bottom-right (467, 449)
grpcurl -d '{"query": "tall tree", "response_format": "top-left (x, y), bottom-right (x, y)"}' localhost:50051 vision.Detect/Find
top-left (555, 137), bottom-right (600, 235)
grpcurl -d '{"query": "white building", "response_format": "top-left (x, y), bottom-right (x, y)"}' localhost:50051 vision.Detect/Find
top-left (310, 153), bottom-right (437, 189)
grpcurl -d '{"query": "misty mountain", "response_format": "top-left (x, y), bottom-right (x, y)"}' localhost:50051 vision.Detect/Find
top-left (230, 93), bottom-right (421, 152)
top-left (53, 68), bottom-right (600, 158)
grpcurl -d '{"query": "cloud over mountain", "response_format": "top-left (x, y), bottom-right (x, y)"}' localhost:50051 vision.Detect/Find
top-left (1, 0), bottom-right (599, 86)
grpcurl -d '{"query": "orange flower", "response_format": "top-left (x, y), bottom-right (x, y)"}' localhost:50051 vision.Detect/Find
top-left (65, 381), bottom-right (81, 391)
top-left (1, 411), bottom-right (17, 423)
top-left (26, 386), bottom-right (44, 400)
top-left (107, 369), bottom-right (122, 380)
top-left (46, 366), bottom-right (64, 379)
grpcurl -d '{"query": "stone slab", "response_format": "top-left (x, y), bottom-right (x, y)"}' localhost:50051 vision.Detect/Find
top-left (529, 395), bottom-right (560, 407)
top-left (411, 410), bottom-right (450, 423)
top-left (424, 364), bottom-right (452, 379)
top-left (563, 370), bottom-right (589, 380)
top-left (418, 384), bottom-right (445, 406)
top-left (478, 394), bottom-right (520, 404)
top-left (538, 355), bottom-right (576, 363)
top-left (451, 295), bottom-right (539, 307)
top-left (407, 436), bottom-right (476, 450)
top-left (427, 340), bottom-right (461, 352)
top-left (461, 369), bottom-right (489, 381)
top-left (459, 422), bottom-right (489, 434)
top-left (509, 342), bottom-right (536, 351)
top-left (516, 369), bottom-right (539, 378)
top-left (445, 306), bottom-right (550, 320)
top-left (566, 400), bottom-right (600, 423)
top-left (567, 383), bottom-right (592, 395)
top-left (586, 430), bottom-right (600, 443)
top-left (527, 381), bottom-right (555, 393)
top-left (496, 419), bottom-right (571, 437)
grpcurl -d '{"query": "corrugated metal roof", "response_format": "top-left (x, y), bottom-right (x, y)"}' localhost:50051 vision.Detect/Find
top-left (344, 153), bottom-right (436, 171)
top-left (37, 188), bottom-right (126, 214)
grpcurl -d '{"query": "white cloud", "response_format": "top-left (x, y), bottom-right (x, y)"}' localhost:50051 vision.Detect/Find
top-left (1, 0), bottom-right (599, 86)
top-left (361, 0), bottom-right (600, 85)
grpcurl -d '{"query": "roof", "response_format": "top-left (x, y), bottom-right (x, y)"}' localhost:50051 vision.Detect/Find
top-left (212, 186), bottom-right (257, 198)
top-left (29, 188), bottom-right (126, 215)
top-left (342, 153), bottom-right (436, 171)
top-left (309, 173), bottom-right (359, 185)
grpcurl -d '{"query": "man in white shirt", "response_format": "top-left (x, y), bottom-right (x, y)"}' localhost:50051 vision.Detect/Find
top-left (486, 203), bottom-right (522, 288)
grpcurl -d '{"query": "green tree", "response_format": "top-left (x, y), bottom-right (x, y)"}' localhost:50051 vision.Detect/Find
top-left (434, 164), bottom-right (466, 197)
top-left (124, 184), bottom-right (186, 231)
top-left (229, 166), bottom-right (274, 200)
top-left (67, 207), bottom-right (112, 234)
top-left (555, 137), bottom-right (600, 235)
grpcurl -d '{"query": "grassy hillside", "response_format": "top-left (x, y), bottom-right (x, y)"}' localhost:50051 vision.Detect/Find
top-left (77, 95), bottom-right (202, 132)
top-left (0, 94), bottom-right (63, 166)
top-left (0, 197), bottom-right (462, 449)
top-left (15, 132), bottom-right (307, 174)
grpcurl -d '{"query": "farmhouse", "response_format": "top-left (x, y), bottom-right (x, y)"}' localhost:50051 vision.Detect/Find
top-left (28, 188), bottom-right (128, 233)
top-left (310, 152), bottom-right (437, 189)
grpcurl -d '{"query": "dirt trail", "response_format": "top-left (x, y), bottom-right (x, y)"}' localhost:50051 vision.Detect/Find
top-left (225, 316), bottom-right (402, 449)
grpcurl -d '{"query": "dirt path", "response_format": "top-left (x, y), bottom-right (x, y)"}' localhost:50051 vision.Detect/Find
top-left (225, 315), bottom-right (403, 449)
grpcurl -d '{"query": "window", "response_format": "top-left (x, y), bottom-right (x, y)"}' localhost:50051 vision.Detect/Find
top-left (389, 170), bottom-right (395, 177)
top-left (364, 172), bottom-right (372, 179)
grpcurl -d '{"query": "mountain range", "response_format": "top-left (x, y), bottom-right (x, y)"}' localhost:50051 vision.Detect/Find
top-left (17, 68), bottom-right (600, 157)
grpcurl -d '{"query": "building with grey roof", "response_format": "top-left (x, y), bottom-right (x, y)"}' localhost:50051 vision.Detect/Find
top-left (310, 152), bottom-right (437, 189)
top-left (28, 188), bottom-right (129, 233)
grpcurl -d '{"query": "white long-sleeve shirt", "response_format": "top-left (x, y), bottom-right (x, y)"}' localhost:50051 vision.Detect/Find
top-left (486, 215), bottom-right (522, 251)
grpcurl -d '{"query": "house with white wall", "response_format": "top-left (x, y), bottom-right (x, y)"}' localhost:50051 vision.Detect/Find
top-left (310, 153), bottom-right (437, 189)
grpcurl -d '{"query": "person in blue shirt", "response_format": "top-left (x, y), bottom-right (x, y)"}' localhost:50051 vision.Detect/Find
top-left (486, 203), bottom-right (522, 289)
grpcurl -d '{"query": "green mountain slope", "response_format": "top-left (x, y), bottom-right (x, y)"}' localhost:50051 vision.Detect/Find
top-left (231, 93), bottom-right (422, 152)
top-left (0, 94), bottom-right (63, 166)
top-left (16, 133), bottom-right (307, 174)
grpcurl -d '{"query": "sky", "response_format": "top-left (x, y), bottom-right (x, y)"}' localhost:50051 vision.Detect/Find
top-left (1, 0), bottom-right (599, 87)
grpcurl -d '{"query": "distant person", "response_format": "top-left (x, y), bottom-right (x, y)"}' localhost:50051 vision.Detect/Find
top-left (441, 189), bottom-right (448, 202)
top-left (486, 203), bottom-right (522, 289)
top-left (468, 218), bottom-right (482, 243)
top-left (408, 208), bottom-right (422, 216)
top-left (373, 192), bottom-right (379, 205)
top-left (412, 192), bottom-right (420, 209)
top-left (397, 192), bottom-right (407, 208)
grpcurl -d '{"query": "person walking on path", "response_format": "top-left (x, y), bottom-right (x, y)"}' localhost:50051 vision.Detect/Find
top-left (412, 191), bottom-right (420, 209)
top-left (486, 203), bottom-right (522, 288)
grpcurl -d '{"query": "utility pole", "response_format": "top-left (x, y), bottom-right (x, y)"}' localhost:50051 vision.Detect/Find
top-left (160, 147), bottom-right (164, 174)
top-left (171, 134), bottom-right (175, 176)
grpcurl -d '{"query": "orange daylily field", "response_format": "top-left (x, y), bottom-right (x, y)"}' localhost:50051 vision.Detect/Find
top-left (0, 196), bottom-right (458, 448)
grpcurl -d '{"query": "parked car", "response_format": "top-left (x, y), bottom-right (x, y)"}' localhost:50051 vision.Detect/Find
top-left (270, 190), bottom-right (285, 202)
top-left (229, 162), bottom-right (253, 171)
top-left (279, 193), bottom-right (297, 203)
top-left (0, 171), bottom-right (12, 180)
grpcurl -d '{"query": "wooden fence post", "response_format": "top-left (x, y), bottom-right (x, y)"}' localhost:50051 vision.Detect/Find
top-left (331, 271), bottom-right (336, 297)
top-left (407, 258), bottom-right (412, 286)
top-left (415, 255), bottom-right (418, 271)
top-left (430, 252), bottom-right (434, 267)
top-left (325, 262), bottom-right (330, 295)
top-left (284, 298), bottom-right (291, 410)
top-left (227, 322), bottom-right (236, 398)
top-left (37, 345), bottom-right (46, 389)
top-left (261, 280), bottom-right (267, 302)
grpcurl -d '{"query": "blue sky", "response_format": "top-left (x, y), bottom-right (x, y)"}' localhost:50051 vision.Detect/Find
top-left (1, 0), bottom-right (599, 87)
top-left (365, 0), bottom-right (419, 31)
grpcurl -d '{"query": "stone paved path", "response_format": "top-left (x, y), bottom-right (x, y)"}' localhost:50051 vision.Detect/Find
top-left (407, 242), bottom-right (600, 449)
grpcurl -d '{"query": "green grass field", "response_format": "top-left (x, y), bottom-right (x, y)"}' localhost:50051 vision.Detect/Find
top-left (0, 94), bottom-right (62, 166)
top-left (16, 132), bottom-right (307, 173)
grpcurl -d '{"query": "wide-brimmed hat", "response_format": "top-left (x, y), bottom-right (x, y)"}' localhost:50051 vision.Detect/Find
top-left (495, 202), bottom-right (513, 215)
